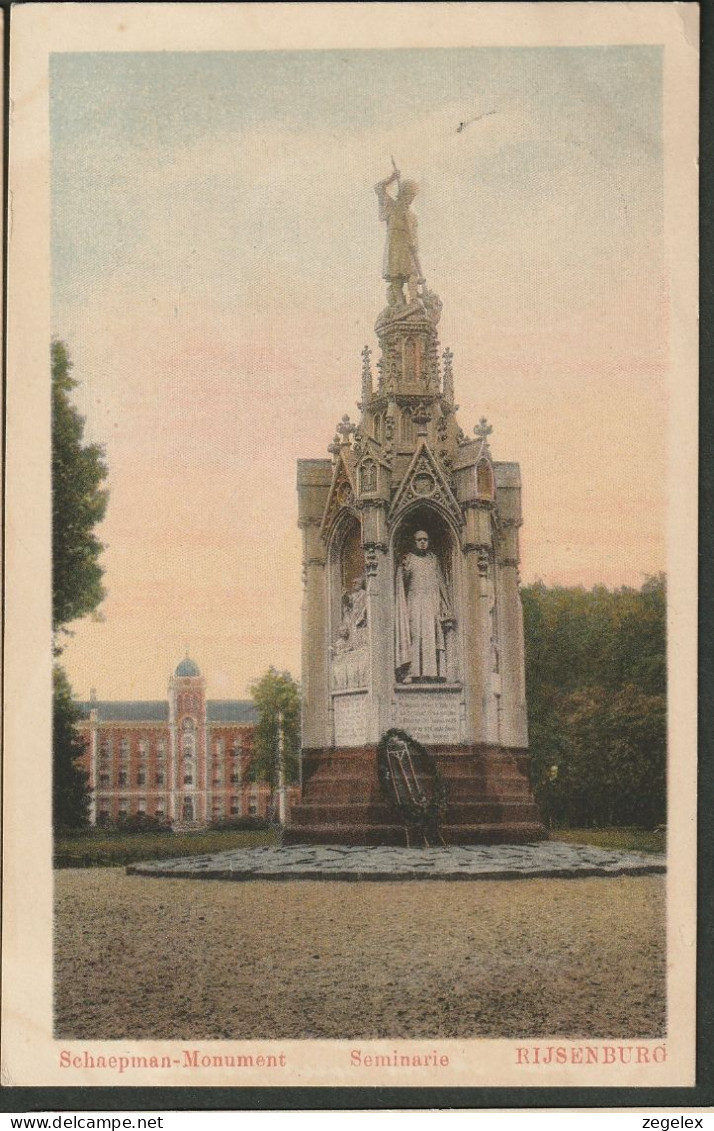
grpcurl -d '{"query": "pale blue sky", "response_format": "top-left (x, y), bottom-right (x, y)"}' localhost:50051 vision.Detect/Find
top-left (51, 47), bottom-right (662, 310)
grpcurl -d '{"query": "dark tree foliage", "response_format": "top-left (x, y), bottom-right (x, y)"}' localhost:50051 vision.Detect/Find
top-left (52, 339), bottom-right (108, 637)
top-left (53, 666), bottom-right (91, 831)
top-left (52, 340), bottom-right (108, 828)
top-left (247, 668), bottom-right (301, 809)
top-left (522, 575), bottom-right (666, 829)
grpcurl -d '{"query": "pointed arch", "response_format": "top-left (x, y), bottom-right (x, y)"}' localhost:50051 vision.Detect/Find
top-left (391, 501), bottom-right (462, 685)
top-left (477, 457), bottom-right (495, 499)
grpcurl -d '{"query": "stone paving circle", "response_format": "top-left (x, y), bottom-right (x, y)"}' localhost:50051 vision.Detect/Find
top-left (127, 842), bottom-right (666, 882)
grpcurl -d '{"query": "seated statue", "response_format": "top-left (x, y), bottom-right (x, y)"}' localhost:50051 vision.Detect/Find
top-left (331, 576), bottom-right (369, 690)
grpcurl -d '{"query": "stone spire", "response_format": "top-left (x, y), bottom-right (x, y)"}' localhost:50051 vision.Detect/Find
top-left (442, 348), bottom-right (454, 405)
top-left (360, 345), bottom-right (373, 405)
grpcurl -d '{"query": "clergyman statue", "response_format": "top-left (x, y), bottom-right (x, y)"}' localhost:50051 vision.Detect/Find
top-left (395, 531), bottom-right (453, 682)
top-left (375, 163), bottom-right (424, 308)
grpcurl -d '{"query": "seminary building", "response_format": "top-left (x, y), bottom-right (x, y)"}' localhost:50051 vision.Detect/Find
top-left (76, 656), bottom-right (295, 827)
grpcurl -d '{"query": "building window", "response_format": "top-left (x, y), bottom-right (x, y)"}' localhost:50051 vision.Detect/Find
top-left (213, 771), bottom-right (223, 786)
top-left (138, 738), bottom-right (149, 758)
top-left (119, 738), bottom-right (130, 759)
top-left (214, 739), bottom-right (224, 758)
top-left (118, 799), bottom-right (129, 819)
top-left (99, 772), bottom-right (110, 787)
top-left (403, 335), bottom-right (422, 382)
top-left (249, 801), bottom-right (258, 816)
top-left (230, 772), bottom-right (241, 784)
top-left (184, 773), bottom-right (193, 785)
top-left (477, 458), bottom-right (494, 498)
top-left (360, 458), bottom-right (377, 493)
top-left (400, 413), bottom-right (416, 445)
top-left (230, 796), bottom-right (241, 816)
top-left (137, 771), bottom-right (146, 786)
top-left (156, 740), bottom-right (166, 761)
top-left (99, 739), bottom-right (113, 759)
top-left (155, 806), bottom-right (165, 820)
top-left (155, 771), bottom-right (165, 786)
top-left (117, 771), bottom-right (128, 786)
top-left (98, 808), bottom-right (110, 826)
top-left (137, 798), bottom-right (147, 815)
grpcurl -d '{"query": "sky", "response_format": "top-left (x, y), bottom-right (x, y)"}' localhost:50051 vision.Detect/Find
top-left (50, 46), bottom-right (666, 700)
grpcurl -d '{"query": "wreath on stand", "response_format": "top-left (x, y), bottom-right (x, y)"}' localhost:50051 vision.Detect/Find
top-left (376, 728), bottom-right (449, 847)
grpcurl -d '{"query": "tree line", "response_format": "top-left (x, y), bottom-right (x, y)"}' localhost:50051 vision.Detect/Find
top-left (521, 577), bottom-right (666, 829)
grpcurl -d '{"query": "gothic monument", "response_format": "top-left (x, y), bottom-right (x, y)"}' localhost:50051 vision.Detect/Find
top-left (287, 166), bottom-right (545, 844)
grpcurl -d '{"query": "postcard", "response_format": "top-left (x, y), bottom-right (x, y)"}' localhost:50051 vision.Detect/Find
top-left (2, 2), bottom-right (699, 1091)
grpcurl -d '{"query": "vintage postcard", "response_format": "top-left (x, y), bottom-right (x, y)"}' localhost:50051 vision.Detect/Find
top-left (3, 2), bottom-right (699, 1092)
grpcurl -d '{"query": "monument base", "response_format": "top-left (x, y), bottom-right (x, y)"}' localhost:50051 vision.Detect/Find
top-left (284, 745), bottom-right (547, 846)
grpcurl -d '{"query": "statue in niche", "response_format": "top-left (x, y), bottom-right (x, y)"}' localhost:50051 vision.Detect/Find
top-left (375, 163), bottom-right (424, 310)
top-left (333, 575), bottom-right (368, 654)
top-left (395, 531), bottom-right (454, 683)
top-left (331, 576), bottom-right (368, 690)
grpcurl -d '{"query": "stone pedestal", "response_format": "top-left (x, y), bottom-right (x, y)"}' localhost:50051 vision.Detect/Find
top-left (285, 744), bottom-right (543, 846)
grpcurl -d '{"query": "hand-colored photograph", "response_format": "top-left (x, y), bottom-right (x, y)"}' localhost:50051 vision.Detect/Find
top-left (4, 2), bottom-right (698, 1090)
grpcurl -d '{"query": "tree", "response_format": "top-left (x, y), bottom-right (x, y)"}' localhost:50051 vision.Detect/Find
top-left (51, 340), bottom-right (109, 828)
top-left (52, 339), bottom-right (108, 638)
top-left (248, 668), bottom-right (301, 818)
top-left (53, 665), bottom-right (91, 831)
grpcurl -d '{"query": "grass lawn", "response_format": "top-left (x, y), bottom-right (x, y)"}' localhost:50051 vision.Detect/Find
top-left (549, 826), bottom-right (666, 854)
top-left (54, 827), bottom-right (279, 868)
top-left (55, 824), bottom-right (665, 867)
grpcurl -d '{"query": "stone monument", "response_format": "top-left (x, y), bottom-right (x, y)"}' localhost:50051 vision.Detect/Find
top-left (287, 166), bottom-right (546, 845)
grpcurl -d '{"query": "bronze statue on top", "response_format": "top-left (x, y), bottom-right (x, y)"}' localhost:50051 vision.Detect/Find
top-left (375, 160), bottom-right (424, 310)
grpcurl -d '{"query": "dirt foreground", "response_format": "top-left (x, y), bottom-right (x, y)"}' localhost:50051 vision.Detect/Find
top-left (55, 869), bottom-right (665, 1040)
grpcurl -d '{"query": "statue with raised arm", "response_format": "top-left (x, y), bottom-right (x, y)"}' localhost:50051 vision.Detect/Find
top-left (375, 161), bottom-right (424, 309)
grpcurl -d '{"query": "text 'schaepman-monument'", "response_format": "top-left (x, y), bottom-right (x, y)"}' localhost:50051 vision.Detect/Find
top-left (289, 168), bottom-right (545, 844)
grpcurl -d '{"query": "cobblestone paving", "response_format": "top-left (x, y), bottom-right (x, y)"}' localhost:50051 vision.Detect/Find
top-left (127, 841), bottom-right (666, 881)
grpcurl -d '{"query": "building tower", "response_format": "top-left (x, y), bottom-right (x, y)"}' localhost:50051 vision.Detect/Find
top-left (168, 656), bottom-right (208, 826)
top-left (288, 168), bottom-right (545, 845)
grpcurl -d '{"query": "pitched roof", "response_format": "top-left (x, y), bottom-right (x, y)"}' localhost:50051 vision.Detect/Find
top-left (76, 701), bottom-right (170, 722)
top-left (75, 699), bottom-right (258, 724)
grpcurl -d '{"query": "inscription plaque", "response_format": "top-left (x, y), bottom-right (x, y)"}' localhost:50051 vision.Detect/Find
top-left (333, 691), bottom-right (368, 747)
top-left (395, 689), bottom-right (462, 744)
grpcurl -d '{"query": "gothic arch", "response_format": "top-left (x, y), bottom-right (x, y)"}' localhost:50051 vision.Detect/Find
top-left (391, 502), bottom-right (457, 583)
top-left (477, 457), bottom-right (495, 499)
top-left (327, 510), bottom-right (365, 650)
top-left (391, 501), bottom-right (463, 685)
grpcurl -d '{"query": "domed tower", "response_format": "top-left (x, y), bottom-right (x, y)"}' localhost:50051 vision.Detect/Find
top-left (290, 169), bottom-right (545, 845)
top-left (168, 656), bottom-right (207, 826)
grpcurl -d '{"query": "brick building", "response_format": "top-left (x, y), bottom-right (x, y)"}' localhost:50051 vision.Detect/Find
top-left (76, 657), bottom-right (294, 827)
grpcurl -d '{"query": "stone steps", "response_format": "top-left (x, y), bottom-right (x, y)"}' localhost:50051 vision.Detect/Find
top-left (304, 775), bottom-right (530, 801)
top-left (290, 743), bottom-right (547, 846)
top-left (290, 799), bottom-right (540, 826)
